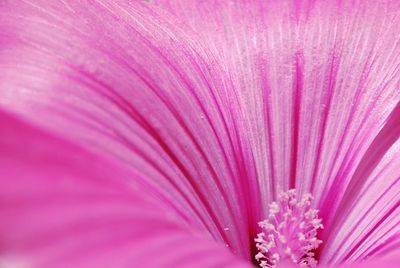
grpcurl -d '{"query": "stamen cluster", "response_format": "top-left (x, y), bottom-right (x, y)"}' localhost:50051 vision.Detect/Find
top-left (255, 189), bottom-right (323, 268)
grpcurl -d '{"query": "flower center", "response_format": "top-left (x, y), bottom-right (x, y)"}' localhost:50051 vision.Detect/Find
top-left (254, 189), bottom-right (323, 268)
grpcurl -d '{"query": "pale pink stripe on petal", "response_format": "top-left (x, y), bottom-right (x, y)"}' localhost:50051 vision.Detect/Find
top-left (0, 0), bottom-right (399, 267)
top-left (153, 1), bottom-right (400, 264)
top-left (0, 109), bottom-right (250, 268)
top-left (0, 0), bottom-right (260, 258)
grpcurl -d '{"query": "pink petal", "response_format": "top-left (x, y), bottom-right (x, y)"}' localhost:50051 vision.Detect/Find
top-left (0, 109), bottom-right (250, 268)
top-left (1, 0), bottom-right (400, 267)
top-left (323, 254), bottom-right (400, 268)
top-left (153, 0), bottom-right (400, 264)
top-left (0, 0), bottom-right (261, 258)
top-left (319, 103), bottom-right (400, 263)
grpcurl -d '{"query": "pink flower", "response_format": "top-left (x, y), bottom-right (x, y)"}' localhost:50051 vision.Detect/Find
top-left (0, 1), bottom-right (399, 267)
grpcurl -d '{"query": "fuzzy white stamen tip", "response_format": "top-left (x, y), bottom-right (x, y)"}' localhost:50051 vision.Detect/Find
top-left (255, 189), bottom-right (323, 268)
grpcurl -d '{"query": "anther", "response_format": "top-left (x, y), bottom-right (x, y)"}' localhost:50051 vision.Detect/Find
top-left (254, 189), bottom-right (323, 268)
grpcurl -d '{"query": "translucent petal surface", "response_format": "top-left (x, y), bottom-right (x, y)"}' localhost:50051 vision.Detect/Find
top-left (0, 109), bottom-right (250, 268)
top-left (0, 0), bottom-right (399, 266)
top-left (153, 0), bottom-right (400, 264)
top-left (0, 0), bottom-right (261, 258)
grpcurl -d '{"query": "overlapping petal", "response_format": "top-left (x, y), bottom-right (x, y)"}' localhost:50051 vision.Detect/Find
top-left (0, 0), bottom-right (261, 259)
top-left (0, 109), bottom-right (250, 268)
top-left (153, 0), bottom-right (400, 265)
top-left (0, 0), bottom-right (399, 267)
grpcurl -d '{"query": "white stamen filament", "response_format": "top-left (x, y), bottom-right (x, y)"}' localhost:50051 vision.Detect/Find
top-left (255, 189), bottom-right (323, 268)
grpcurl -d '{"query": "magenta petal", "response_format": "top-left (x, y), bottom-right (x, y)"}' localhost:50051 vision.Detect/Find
top-left (1, 0), bottom-right (400, 267)
top-left (152, 1), bottom-right (400, 265)
top-left (0, 110), bottom-right (250, 268)
top-left (0, 0), bottom-right (261, 258)
top-left (320, 103), bottom-right (400, 263)
top-left (322, 254), bottom-right (400, 268)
